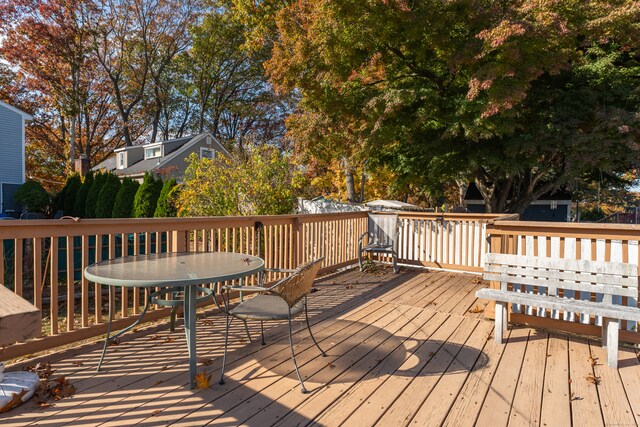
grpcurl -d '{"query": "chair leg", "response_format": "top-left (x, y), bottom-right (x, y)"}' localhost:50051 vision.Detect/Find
top-left (219, 315), bottom-right (233, 385)
top-left (358, 247), bottom-right (364, 271)
top-left (243, 319), bottom-right (252, 343)
top-left (392, 253), bottom-right (399, 273)
top-left (288, 311), bottom-right (308, 394)
top-left (260, 321), bottom-right (266, 345)
top-left (170, 307), bottom-right (177, 332)
top-left (305, 298), bottom-right (326, 357)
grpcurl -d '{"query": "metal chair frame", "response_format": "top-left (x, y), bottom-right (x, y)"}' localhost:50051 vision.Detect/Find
top-left (217, 258), bottom-right (326, 393)
top-left (358, 213), bottom-right (400, 273)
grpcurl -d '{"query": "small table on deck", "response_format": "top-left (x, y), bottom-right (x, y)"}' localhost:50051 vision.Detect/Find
top-left (84, 252), bottom-right (264, 388)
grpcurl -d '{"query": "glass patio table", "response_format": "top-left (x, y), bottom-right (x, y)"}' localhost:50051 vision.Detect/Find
top-left (84, 251), bottom-right (264, 388)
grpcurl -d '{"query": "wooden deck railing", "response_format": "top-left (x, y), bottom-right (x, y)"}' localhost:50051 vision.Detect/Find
top-left (396, 212), bottom-right (517, 272)
top-left (0, 210), bottom-right (518, 360)
top-left (486, 220), bottom-right (640, 343)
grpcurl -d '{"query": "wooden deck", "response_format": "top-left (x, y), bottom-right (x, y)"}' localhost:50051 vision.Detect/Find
top-left (2, 268), bottom-right (639, 426)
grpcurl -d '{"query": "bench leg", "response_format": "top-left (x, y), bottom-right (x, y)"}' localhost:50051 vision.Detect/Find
top-left (494, 302), bottom-right (507, 344)
top-left (604, 318), bottom-right (619, 368)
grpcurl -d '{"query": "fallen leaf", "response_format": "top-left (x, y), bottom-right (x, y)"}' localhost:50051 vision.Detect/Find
top-left (109, 338), bottom-right (120, 346)
top-left (71, 361), bottom-right (84, 367)
top-left (198, 358), bottom-right (213, 366)
top-left (570, 392), bottom-right (582, 401)
top-left (195, 370), bottom-right (212, 389)
top-left (164, 337), bottom-right (175, 343)
top-left (202, 319), bottom-right (214, 326)
top-left (151, 409), bottom-right (162, 416)
top-left (23, 362), bottom-right (55, 379)
top-left (588, 355), bottom-right (599, 367)
top-left (586, 374), bottom-right (601, 385)
top-left (161, 365), bottom-right (169, 371)
top-left (467, 305), bottom-right (483, 314)
top-left (149, 334), bottom-right (160, 341)
top-left (345, 284), bottom-right (354, 290)
top-left (0, 389), bottom-right (27, 413)
top-left (327, 362), bottom-right (335, 369)
top-left (310, 288), bottom-right (319, 293)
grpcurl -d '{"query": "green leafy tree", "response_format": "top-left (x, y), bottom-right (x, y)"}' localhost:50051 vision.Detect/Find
top-left (133, 173), bottom-right (162, 218)
top-left (85, 172), bottom-right (106, 218)
top-left (178, 145), bottom-right (296, 216)
top-left (72, 171), bottom-right (94, 217)
top-left (95, 173), bottom-right (121, 218)
top-left (261, 0), bottom-right (640, 213)
top-left (14, 180), bottom-right (50, 213)
top-left (62, 174), bottom-right (82, 215)
top-left (112, 177), bottom-right (140, 218)
top-left (154, 178), bottom-right (178, 217)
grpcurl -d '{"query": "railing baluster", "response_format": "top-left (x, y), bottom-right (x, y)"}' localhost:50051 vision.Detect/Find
top-left (50, 237), bottom-right (59, 335)
top-left (66, 236), bottom-right (74, 331)
top-left (81, 235), bottom-right (89, 327)
top-left (95, 234), bottom-right (102, 324)
top-left (33, 238), bottom-right (42, 310)
top-left (14, 238), bottom-right (23, 297)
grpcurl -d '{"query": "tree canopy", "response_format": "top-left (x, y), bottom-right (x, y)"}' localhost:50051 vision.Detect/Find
top-left (255, 0), bottom-right (640, 212)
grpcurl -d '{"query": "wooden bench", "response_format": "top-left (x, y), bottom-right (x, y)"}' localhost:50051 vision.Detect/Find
top-left (476, 253), bottom-right (640, 368)
top-left (0, 285), bottom-right (41, 347)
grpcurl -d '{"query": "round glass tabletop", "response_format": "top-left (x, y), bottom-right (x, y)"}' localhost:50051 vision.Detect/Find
top-left (84, 252), bottom-right (265, 288)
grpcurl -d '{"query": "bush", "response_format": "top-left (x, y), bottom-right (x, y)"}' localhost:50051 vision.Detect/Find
top-left (62, 174), bottom-right (82, 215)
top-left (154, 178), bottom-right (178, 217)
top-left (95, 173), bottom-right (121, 218)
top-left (112, 177), bottom-right (140, 218)
top-left (85, 172), bottom-right (106, 218)
top-left (14, 180), bottom-right (50, 212)
top-left (133, 173), bottom-right (162, 218)
top-left (72, 172), bottom-right (94, 217)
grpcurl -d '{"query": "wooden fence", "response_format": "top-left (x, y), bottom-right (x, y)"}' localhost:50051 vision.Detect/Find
top-left (486, 220), bottom-right (640, 344)
top-left (0, 212), bottom-right (367, 360)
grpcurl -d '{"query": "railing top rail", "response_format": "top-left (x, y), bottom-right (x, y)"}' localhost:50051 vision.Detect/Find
top-left (396, 211), bottom-right (517, 222)
top-left (488, 220), bottom-right (640, 239)
top-left (0, 211), bottom-right (368, 239)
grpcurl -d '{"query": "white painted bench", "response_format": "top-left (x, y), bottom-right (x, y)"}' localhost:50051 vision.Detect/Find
top-left (476, 253), bottom-right (640, 367)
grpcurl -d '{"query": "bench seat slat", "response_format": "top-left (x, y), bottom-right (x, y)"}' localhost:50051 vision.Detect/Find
top-left (476, 288), bottom-right (640, 322)
top-left (484, 263), bottom-right (638, 288)
top-left (483, 273), bottom-right (638, 298)
top-left (485, 253), bottom-right (638, 277)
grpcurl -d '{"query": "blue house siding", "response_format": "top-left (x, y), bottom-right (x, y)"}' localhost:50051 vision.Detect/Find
top-left (0, 105), bottom-right (25, 185)
top-left (466, 202), bottom-right (571, 222)
top-left (0, 102), bottom-right (29, 214)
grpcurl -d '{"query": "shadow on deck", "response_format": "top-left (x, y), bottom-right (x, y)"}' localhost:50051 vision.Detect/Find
top-left (2, 267), bottom-right (639, 426)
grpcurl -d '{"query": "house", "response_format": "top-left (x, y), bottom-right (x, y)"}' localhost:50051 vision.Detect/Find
top-left (93, 132), bottom-right (228, 182)
top-left (0, 100), bottom-right (32, 214)
top-left (464, 183), bottom-right (572, 222)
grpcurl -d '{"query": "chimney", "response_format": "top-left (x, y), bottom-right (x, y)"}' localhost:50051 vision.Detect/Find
top-left (74, 155), bottom-right (89, 177)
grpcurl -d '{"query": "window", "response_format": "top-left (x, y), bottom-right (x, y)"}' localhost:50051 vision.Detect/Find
top-left (118, 153), bottom-right (125, 169)
top-left (200, 147), bottom-right (215, 159)
top-left (550, 200), bottom-right (558, 210)
top-left (145, 147), bottom-right (161, 159)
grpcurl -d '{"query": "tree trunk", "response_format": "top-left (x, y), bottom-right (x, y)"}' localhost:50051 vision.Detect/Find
top-left (70, 115), bottom-right (76, 166)
top-left (359, 169), bottom-right (366, 203)
top-left (345, 168), bottom-right (357, 203)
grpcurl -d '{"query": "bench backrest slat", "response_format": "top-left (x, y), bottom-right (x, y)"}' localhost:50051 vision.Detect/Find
top-left (484, 253), bottom-right (638, 299)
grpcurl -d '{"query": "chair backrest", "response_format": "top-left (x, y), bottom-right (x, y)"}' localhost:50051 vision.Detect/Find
top-left (272, 258), bottom-right (324, 307)
top-left (367, 213), bottom-right (399, 247)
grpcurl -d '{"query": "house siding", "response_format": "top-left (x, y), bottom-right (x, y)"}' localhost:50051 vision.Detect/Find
top-left (0, 105), bottom-right (25, 185)
top-left (160, 137), bottom-right (222, 181)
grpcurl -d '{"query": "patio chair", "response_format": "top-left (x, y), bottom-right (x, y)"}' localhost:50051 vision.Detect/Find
top-left (218, 258), bottom-right (326, 393)
top-left (358, 213), bottom-right (400, 273)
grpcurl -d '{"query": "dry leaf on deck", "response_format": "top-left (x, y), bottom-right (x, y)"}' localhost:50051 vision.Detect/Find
top-left (149, 334), bottom-right (160, 341)
top-left (23, 362), bottom-right (55, 379)
top-left (586, 374), bottom-right (601, 385)
top-left (0, 389), bottom-right (27, 413)
top-left (467, 305), bottom-right (483, 314)
top-left (198, 358), bottom-right (213, 366)
top-left (71, 361), bottom-right (84, 367)
top-left (588, 355), bottom-right (599, 367)
top-left (195, 370), bottom-right (212, 389)
top-left (164, 337), bottom-right (175, 343)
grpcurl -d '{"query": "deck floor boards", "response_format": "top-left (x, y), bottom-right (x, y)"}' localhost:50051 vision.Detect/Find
top-left (1, 267), bottom-right (638, 427)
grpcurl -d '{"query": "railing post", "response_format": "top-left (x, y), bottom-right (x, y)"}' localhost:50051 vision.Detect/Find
top-left (294, 217), bottom-right (302, 266)
top-left (171, 230), bottom-right (188, 253)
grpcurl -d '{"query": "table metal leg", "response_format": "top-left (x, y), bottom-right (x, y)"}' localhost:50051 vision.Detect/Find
top-left (184, 285), bottom-right (197, 388)
top-left (96, 286), bottom-right (152, 372)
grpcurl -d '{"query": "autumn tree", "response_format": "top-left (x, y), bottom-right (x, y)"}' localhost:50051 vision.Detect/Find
top-left (259, 0), bottom-right (640, 212)
top-left (178, 145), bottom-right (297, 216)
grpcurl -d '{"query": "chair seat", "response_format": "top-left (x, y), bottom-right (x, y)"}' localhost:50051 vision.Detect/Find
top-left (362, 244), bottom-right (394, 253)
top-left (231, 294), bottom-right (304, 321)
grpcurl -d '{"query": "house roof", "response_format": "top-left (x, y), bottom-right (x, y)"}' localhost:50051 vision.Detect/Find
top-left (93, 132), bottom-right (228, 177)
top-left (0, 100), bottom-right (33, 121)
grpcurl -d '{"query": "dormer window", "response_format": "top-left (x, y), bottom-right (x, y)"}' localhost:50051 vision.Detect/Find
top-left (118, 153), bottom-right (125, 169)
top-left (145, 146), bottom-right (161, 159)
top-left (200, 147), bottom-right (215, 159)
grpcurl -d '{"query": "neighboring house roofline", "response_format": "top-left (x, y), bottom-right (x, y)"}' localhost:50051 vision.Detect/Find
top-left (152, 132), bottom-right (228, 171)
top-left (0, 100), bottom-right (33, 121)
